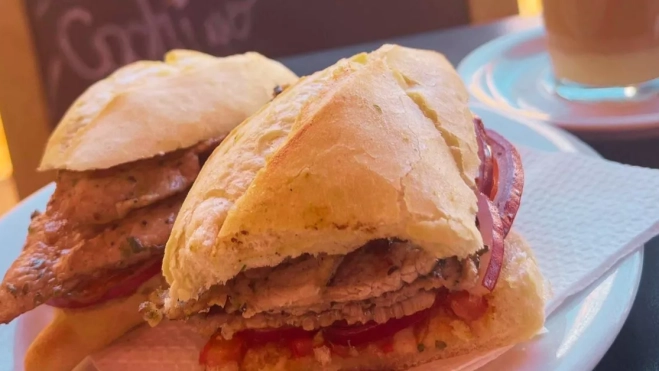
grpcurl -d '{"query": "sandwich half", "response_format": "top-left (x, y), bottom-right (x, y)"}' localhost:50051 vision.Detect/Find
top-left (143, 44), bottom-right (546, 371)
top-left (0, 49), bottom-right (297, 371)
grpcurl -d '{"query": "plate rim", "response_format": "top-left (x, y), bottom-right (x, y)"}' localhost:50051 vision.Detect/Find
top-left (458, 27), bottom-right (659, 134)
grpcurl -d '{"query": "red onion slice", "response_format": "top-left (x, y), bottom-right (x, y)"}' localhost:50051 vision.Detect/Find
top-left (472, 120), bottom-right (525, 292)
top-left (476, 192), bottom-right (505, 291)
top-left (485, 129), bottom-right (524, 238)
top-left (474, 118), bottom-right (494, 195)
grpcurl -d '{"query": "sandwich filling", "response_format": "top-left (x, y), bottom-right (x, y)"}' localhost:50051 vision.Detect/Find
top-left (0, 138), bottom-right (222, 323)
top-left (141, 119), bottom-right (524, 369)
top-left (146, 239), bottom-right (488, 339)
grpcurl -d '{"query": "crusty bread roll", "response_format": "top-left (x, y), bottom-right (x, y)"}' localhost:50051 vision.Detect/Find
top-left (24, 275), bottom-right (163, 371)
top-left (211, 232), bottom-right (545, 371)
top-left (164, 44), bottom-right (484, 302)
top-left (158, 44), bottom-right (545, 370)
top-left (40, 49), bottom-right (298, 171)
top-left (26, 50), bottom-right (298, 370)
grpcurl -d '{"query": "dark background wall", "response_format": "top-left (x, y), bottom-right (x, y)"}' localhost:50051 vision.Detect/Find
top-left (25, 0), bottom-right (470, 127)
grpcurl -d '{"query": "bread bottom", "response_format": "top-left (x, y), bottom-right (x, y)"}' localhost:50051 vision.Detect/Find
top-left (24, 274), bottom-right (163, 371)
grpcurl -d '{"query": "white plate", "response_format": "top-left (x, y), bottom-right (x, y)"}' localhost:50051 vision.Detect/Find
top-left (0, 105), bottom-right (642, 371)
top-left (457, 27), bottom-right (659, 138)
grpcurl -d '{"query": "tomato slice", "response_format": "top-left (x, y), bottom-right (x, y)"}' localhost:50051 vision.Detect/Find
top-left (199, 289), bottom-right (487, 367)
top-left (289, 337), bottom-right (315, 358)
top-left (323, 299), bottom-right (440, 346)
top-left (448, 291), bottom-right (488, 322)
top-left (200, 328), bottom-right (316, 366)
top-left (241, 327), bottom-right (316, 347)
top-left (379, 337), bottom-right (395, 354)
top-left (322, 289), bottom-right (486, 348)
top-left (199, 334), bottom-right (246, 367)
top-left (321, 290), bottom-right (456, 347)
top-left (46, 258), bottom-right (162, 309)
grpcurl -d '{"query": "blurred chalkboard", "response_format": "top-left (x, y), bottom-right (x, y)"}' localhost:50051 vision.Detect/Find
top-left (24, 0), bottom-right (469, 127)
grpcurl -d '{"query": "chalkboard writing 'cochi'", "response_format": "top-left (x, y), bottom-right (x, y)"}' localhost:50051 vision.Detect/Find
top-left (27, 0), bottom-right (258, 125)
top-left (24, 0), bottom-right (468, 127)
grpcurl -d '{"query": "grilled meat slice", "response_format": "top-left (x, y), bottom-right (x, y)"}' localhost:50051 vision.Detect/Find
top-left (0, 194), bottom-right (184, 323)
top-left (188, 288), bottom-right (440, 339)
top-left (152, 240), bottom-right (482, 333)
top-left (0, 137), bottom-right (223, 323)
top-left (53, 138), bottom-right (222, 225)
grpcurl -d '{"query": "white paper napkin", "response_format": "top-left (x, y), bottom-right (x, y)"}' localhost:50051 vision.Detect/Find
top-left (85, 147), bottom-right (659, 370)
top-left (516, 147), bottom-right (659, 314)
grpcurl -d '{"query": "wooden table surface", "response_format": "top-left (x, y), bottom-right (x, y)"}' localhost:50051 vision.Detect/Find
top-left (281, 15), bottom-right (659, 371)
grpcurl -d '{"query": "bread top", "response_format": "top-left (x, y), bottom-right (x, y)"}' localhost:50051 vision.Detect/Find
top-left (163, 44), bottom-right (483, 302)
top-left (39, 50), bottom-right (298, 171)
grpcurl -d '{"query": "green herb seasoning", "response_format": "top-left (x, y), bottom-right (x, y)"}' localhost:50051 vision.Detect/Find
top-left (435, 340), bottom-right (447, 350)
top-left (373, 104), bottom-right (383, 114)
top-left (417, 343), bottom-right (425, 353)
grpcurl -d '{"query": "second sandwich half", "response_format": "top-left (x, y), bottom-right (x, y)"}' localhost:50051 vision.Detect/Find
top-left (0, 50), bottom-right (297, 371)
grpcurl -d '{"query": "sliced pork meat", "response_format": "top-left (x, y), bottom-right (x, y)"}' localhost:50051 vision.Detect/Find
top-left (189, 289), bottom-right (439, 339)
top-left (229, 254), bottom-right (344, 315)
top-left (160, 240), bottom-right (480, 319)
top-left (0, 138), bottom-right (223, 324)
top-left (324, 239), bottom-right (438, 302)
top-left (53, 137), bottom-right (222, 225)
top-left (146, 240), bottom-right (485, 338)
top-left (0, 194), bottom-right (183, 323)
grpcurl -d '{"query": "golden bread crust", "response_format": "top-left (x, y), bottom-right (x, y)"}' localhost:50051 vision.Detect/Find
top-left (40, 50), bottom-right (298, 171)
top-left (24, 275), bottom-right (163, 371)
top-left (164, 45), bottom-right (482, 303)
